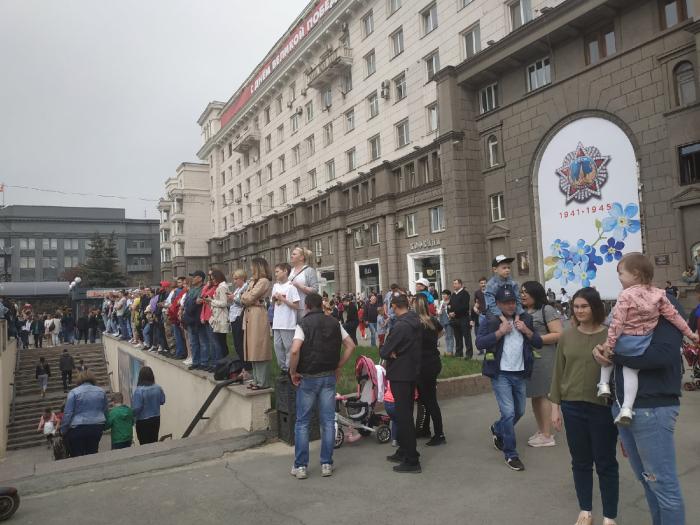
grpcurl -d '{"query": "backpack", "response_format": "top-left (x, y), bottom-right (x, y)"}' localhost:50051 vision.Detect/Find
top-left (213, 356), bottom-right (243, 381)
top-left (49, 321), bottom-right (55, 332)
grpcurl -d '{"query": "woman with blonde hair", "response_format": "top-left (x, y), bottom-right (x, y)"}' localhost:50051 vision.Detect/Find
top-left (241, 258), bottom-right (273, 389)
top-left (228, 269), bottom-right (251, 375)
top-left (206, 268), bottom-right (231, 361)
top-left (289, 246), bottom-right (319, 321)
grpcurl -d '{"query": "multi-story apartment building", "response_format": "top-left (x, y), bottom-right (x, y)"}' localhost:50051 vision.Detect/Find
top-left (194, 0), bottom-right (698, 298)
top-left (0, 205), bottom-right (160, 285)
top-left (158, 162), bottom-right (211, 280)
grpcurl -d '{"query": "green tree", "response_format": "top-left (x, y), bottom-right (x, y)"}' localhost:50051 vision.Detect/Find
top-left (102, 232), bottom-right (126, 286)
top-left (80, 232), bottom-right (126, 287)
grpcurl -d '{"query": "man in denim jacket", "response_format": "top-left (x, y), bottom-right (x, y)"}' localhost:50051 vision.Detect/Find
top-left (476, 286), bottom-right (542, 472)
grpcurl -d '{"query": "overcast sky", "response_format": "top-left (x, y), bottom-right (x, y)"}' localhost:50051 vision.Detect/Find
top-left (0, 0), bottom-right (310, 219)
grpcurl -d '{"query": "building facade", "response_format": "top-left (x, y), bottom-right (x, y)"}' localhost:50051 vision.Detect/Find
top-left (192, 0), bottom-right (698, 296)
top-left (158, 162), bottom-right (211, 281)
top-left (0, 205), bottom-right (161, 286)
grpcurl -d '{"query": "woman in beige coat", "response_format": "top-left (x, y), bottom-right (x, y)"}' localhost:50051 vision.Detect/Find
top-left (206, 269), bottom-right (231, 361)
top-left (241, 257), bottom-right (273, 389)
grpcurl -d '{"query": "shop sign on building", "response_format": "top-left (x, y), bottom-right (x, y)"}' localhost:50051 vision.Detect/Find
top-left (409, 238), bottom-right (441, 251)
top-left (537, 117), bottom-right (643, 300)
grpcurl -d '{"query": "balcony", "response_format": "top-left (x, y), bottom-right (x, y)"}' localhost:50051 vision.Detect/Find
top-left (306, 46), bottom-right (353, 89)
top-left (232, 123), bottom-right (261, 154)
top-left (127, 247), bottom-right (152, 255)
top-left (127, 263), bottom-right (153, 273)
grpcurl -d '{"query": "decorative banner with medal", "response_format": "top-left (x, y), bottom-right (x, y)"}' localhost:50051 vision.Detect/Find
top-left (536, 117), bottom-right (643, 300)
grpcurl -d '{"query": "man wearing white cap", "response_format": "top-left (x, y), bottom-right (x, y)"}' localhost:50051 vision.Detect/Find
top-left (415, 277), bottom-right (436, 314)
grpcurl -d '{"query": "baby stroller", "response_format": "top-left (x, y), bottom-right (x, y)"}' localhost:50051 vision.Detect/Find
top-left (681, 341), bottom-right (700, 391)
top-left (334, 355), bottom-right (391, 448)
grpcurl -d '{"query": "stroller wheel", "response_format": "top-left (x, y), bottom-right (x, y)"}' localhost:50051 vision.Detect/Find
top-left (358, 429), bottom-right (372, 437)
top-left (334, 427), bottom-right (345, 449)
top-left (0, 490), bottom-right (20, 522)
top-left (376, 424), bottom-right (391, 444)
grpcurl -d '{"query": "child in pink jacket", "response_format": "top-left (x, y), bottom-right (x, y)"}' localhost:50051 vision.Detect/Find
top-left (598, 253), bottom-right (698, 425)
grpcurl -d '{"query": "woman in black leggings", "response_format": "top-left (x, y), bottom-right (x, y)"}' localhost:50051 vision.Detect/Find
top-left (132, 367), bottom-right (166, 445)
top-left (414, 294), bottom-right (445, 446)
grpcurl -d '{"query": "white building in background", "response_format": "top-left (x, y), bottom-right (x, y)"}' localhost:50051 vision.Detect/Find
top-left (158, 162), bottom-right (210, 280)
top-left (192, 0), bottom-right (566, 294)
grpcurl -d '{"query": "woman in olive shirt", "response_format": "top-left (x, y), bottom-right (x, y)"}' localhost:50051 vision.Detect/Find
top-left (550, 287), bottom-right (618, 525)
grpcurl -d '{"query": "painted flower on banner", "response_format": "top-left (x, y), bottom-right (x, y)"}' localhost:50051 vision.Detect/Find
top-left (543, 202), bottom-right (639, 288)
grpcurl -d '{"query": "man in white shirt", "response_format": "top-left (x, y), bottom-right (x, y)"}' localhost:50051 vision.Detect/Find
top-left (272, 263), bottom-right (301, 371)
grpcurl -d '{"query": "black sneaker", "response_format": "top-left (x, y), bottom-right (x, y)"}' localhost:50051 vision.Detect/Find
top-left (386, 451), bottom-right (405, 463)
top-left (505, 457), bottom-right (525, 471)
top-left (393, 462), bottom-right (422, 474)
top-left (416, 428), bottom-right (432, 438)
top-left (490, 424), bottom-right (504, 451)
top-left (188, 364), bottom-right (201, 370)
top-left (425, 435), bottom-right (446, 447)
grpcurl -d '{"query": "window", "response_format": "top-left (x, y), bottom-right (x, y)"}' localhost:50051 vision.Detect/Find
top-left (362, 10), bottom-right (374, 38)
top-left (396, 119), bottom-right (410, 148)
top-left (421, 3), bottom-right (438, 35)
top-left (660, 1), bottom-right (692, 29)
top-left (430, 206), bottom-right (445, 232)
top-left (479, 83), bottom-right (499, 114)
top-left (369, 134), bottom-right (381, 160)
top-left (395, 168), bottom-right (405, 192)
top-left (257, 197), bottom-right (263, 214)
top-left (425, 51), bottom-right (440, 80)
top-left (309, 169), bottom-right (318, 189)
top-left (268, 192), bottom-right (274, 209)
top-left (264, 134), bottom-right (272, 153)
top-left (510, 0), bottom-right (532, 30)
top-left (222, 216), bottom-right (228, 231)
top-left (306, 134), bottom-right (316, 156)
top-left (305, 101), bottom-right (314, 123)
top-left (487, 135), bottom-right (499, 167)
top-left (418, 157), bottom-right (430, 183)
top-left (390, 28), bottom-right (404, 57)
top-left (322, 86), bottom-right (332, 109)
top-left (266, 163), bottom-right (273, 181)
top-left (490, 193), bottom-right (505, 222)
top-left (367, 92), bottom-right (379, 118)
top-left (289, 82), bottom-right (296, 102)
top-left (291, 113), bottom-right (300, 133)
top-left (346, 148), bottom-right (357, 171)
top-left (585, 26), bottom-right (616, 65)
top-left (405, 163), bottom-right (416, 189)
top-left (326, 160), bottom-right (336, 181)
top-left (42, 238), bottom-right (57, 250)
top-left (527, 57), bottom-right (551, 91)
top-left (345, 108), bottom-right (355, 132)
top-left (276, 96), bottom-right (283, 114)
top-left (314, 239), bottom-right (323, 257)
top-left (353, 229), bottom-right (364, 248)
top-left (278, 154), bottom-right (286, 173)
top-left (427, 103), bottom-right (438, 132)
top-left (365, 50), bottom-right (376, 77)
top-left (264, 106), bottom-right (271, 124)
top-left (369, 223), bottom-right (380, 245)
top-left (675, 61), bottom-right (697, 106)
top-left (394, 73), bottom-right (407, 100)
top-left (64, 256), bottom-right (79, 268)
top-left (462, 25), bottom-right (480, 59)
top-left (277, 124), bottom-right (284, 144)
top-left (461, 0), bottom-right (474, 6)
top-left (293, 178), bottom-right (300, 197)
top-left (280, 185), bottom-right (287, 204)
top-left (341, 71), bottom-right (353, 94)
top-left (328, 236), bottom-right (334, 254)
top-left (245, 177), bottom-right (251, 193)
top-left (679, 142), bottom-right (700, 185)
top-left (405, 213), bottom-right (417, 237)
top-left (42, 257), bottom-right (57, 269)
top-left (323, 123), bottom-right (333, 146)
top-left (256, 171), bottom-right (262, 186)
top-left (20, 257), bottom-right (36, 269)
top-left (292, 144), bottom-right (301, 166)
top-left (388, 0), bottom-right (402, 15)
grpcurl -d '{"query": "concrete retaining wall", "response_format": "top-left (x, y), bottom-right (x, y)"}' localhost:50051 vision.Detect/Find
top-left (0, 322), bottom-right (18, 458)
top-left (103, 336), bottom-right (270, 440)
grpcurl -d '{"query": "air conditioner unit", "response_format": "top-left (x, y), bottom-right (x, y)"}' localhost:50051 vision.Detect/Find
top-left (346, 227), bottom-right (353, 235)
top-left (381, 80), bottom-right (390, 89)
top-left (362, 223), bottom-right (370, 231)
top-left (296, 106), bottom-right (303, 115)
top-left (286, 101), bottom-right (293, 109)
top-left (380, 87), bottom-right (390, 99)
top-left (395, 222), bottom-right (404, 231)
top-left (301, 88), bottom-right (307, 96)
top-left (315, 256), bottom-right (322, 264)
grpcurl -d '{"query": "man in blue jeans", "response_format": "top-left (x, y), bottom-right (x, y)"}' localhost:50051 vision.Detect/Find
top-left (288, 292), bottom-right (355, 480)
top-left (476, 286), bottom-right (542, 471)
top-left (593, 294), bottom-right (687, 525)
top-left (182, 271), bottom-right (209, 371)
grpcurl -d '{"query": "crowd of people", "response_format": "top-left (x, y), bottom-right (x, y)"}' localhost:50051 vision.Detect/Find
top-left (6, 243), bottom-right (694, 525)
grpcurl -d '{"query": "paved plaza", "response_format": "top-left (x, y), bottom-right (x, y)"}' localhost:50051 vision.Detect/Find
top-left (7, 390), bottom-right (700, 525)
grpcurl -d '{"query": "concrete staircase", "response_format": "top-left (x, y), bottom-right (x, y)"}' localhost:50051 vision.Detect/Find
top-left (6, 344), bottom-right (111, 451)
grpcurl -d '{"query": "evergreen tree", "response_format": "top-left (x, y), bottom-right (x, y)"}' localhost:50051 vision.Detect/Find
top-left (80, 232), bottom-right (126, 287)
top-left (102, 232), bottom-right (126, 286)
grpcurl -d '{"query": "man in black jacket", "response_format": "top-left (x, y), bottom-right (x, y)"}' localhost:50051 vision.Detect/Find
top-left (448, 278), bottom-right (472, 358)
top-left (593, 295), bottom-right (686, 523)
top-left (59, 349), bottom-right (75, 392)
top-left (380, 294), bottom-right (423, 473)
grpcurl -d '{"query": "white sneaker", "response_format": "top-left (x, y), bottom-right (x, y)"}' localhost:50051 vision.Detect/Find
top-left (183, 358), bottom-right (192, 366)
top-left (527, 432), bottom-right (542, 444)
top-left (321, 463), bottom-right (334, 477)
top-left (528, 434), bottom-right (556, 447)
top-left (597, 382), bottom-right (612, 398)
top-left (614, 407), bottom-right (634, 426)
top-left (391, 440), bottom-right (398, 447)
top-left (290, 466), bottom-right (307, 479)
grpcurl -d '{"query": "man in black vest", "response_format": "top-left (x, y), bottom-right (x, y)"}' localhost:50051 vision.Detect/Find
top-left (380, 294), bottom-right (423, 473)
top-left (289, 292), bottom-right (355, 480)
top-left (448, 278), bottom-right (472, 358)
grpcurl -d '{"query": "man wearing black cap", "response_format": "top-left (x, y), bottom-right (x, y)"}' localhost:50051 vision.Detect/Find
top-left (379, 294), bottom-right (423, 473)
top-left (182, 270), bottom-right (210, 371)
top-left (476, 285), bottom-right (542, 472)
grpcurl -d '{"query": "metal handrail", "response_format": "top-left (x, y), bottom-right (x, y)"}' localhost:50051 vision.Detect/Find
top-left (181, 378), bottom-right (239, 438)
